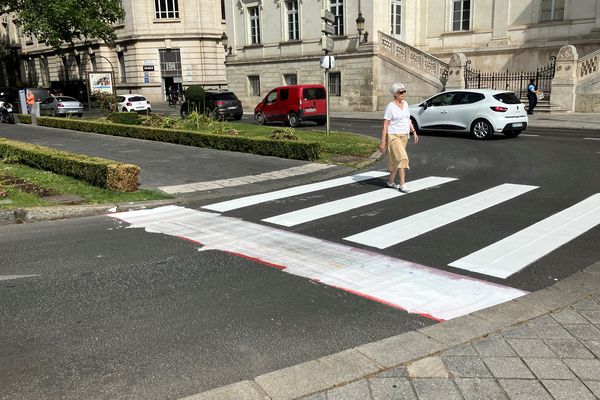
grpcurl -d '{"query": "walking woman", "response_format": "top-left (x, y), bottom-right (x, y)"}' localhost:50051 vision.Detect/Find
top-left (379, 83), bottom-right (419, 192)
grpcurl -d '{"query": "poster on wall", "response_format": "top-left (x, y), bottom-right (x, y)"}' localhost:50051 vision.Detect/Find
top-left (88, 72), bottom-right (114, 94)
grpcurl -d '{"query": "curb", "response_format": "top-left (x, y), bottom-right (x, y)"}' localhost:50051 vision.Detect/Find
top-left (181, 261), bottom-right (600, 400)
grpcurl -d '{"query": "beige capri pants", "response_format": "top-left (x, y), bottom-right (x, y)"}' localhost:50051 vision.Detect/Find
top-left (386, 133), bottom-right (410, 170)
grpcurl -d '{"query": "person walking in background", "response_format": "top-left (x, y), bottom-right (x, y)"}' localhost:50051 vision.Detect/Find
top-left (379, 83), bottom-right (419, 193)
top-left (527, 78), bottom-right (540, 115)
top-left (26, 90), bottom-right (35, 114)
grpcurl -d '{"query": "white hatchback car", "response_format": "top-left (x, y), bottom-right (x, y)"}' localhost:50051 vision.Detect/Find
top-left (116, 94), bottom-right (152, 113)
top-left (409, 89), bottom-right (528, 139)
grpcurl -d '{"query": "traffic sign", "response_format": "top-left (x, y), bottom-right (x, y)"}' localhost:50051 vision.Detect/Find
top-left (321, 35), bottom-right (334, 52)
top-left (321, 21), bottom-right (335, 35)
top-left (321, 9), bottom-right (335, 23)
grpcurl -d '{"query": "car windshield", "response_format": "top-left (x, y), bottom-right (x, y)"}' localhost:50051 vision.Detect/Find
top-left (213, 93), bottom-right (238, 100)
top-left (303, 88), bottom-right (326, 100)
top-left (493, 92), bottom-right (521, 104)
top-left (55, 97), bottom-right (77, 102)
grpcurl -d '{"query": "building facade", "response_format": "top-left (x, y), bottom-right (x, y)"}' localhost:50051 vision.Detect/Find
top-left (1, 0), bottom-right (228, 103)
top-left (224, 0), bottom-right (600, 112)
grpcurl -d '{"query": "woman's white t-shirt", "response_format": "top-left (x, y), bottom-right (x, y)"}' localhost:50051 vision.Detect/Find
top-left (384, 100), bottom-right (410, 135)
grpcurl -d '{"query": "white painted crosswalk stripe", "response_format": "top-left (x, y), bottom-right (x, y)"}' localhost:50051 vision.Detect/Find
top-left (202, 170), bottom-right (388, 212)
top-left (262, 176), bottom-right (458, 227)
top-left (449, 193), bottom-right (600, 278)
top-left (111, 205), bottom-right (527, 321)
top-left (345, 183), bottom-right (538, 249)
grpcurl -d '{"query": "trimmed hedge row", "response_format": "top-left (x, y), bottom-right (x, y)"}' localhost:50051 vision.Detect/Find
top-left (0, 138), bottom-right (140, 192)
top-left (17, 114), bottom-right (321, 161)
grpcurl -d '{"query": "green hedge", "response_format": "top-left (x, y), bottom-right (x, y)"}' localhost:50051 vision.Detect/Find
top-left (110, 112), bottom-right (141, 125)
top-left (17, 115), bottom-right (320, 161)
top-left (0, 138), bottom-right (140, 192)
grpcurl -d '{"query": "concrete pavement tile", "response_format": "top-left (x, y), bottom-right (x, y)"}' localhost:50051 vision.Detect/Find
top-left (583, 340), bottom-right (600, 358)
top-left (298, 393), bottom-right (328, 400)
top-left (326, 380), bottom-right (371, 400)
top-left (542, 380), bottom-right (596, 400)
top-left (473, 337), bottom-right (517, 357)
top-left (528, 322), bottom-right (574, 339)
top-left (515, 287), bottom-right (584, 312)
top-left (551, 310), bottom-right (590, 324)
top-left (418, 315), bottom-right (499, 347)
top-left (407, 356), bottom-right (448, 378)
top-left (356, 331), bottom-right (446, 368)
top-left (553, 272), bottom-right (600, 297)
top-left (506, 338), bottom-right (557, 358)
top-left (442, 356), bottom-right (492, 378)
top-left (544, 339), bottom-right (595, 358)
top-left (369, 378), bottom-right (417, 400)
top-left (482, 357), bottom-right (535, 379)
top-left (523, 357), bottom-right (576, 380)
top-left (498, 379), bottom-right (553, 400)
top-left (372, 366), bottom-right (407, 378)
top-left (470, 300), bottom-right (545, 327)
top-left (179, 381), bottom-right (267, 400)
top-left (412, 378), bottom-right (462, 400)
top-left (562, 323), bottom-right (600, 341)
top-left (584, 380), bottom-right (600, 397)
top-left (580, 310), bottom-right (600, 324)
top-left (572, 298), bottom-right (600, 310)
top-left (454, 378), bottom-right (508, 400)
top-left (500, 325), bottom-right (539, 339)
top-left (583, 261), bottom-right (600, 274)
top-left (563, 358), bottom-right (600, 381)
top-left (254, 349), bottom-right (380, 400)
top-left (443, 343), bottom-right (478, 356)
top-left (527, 314), bottom-right (561, 326)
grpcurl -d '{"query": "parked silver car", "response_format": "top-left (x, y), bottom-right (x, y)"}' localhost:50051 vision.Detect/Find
top-left (40, 96), bottom-right (83, 117)
top-left (409, 89), bottom-right (528, 139)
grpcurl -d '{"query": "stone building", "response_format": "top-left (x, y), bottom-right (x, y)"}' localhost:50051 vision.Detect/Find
top-left (1, 0), bottom-right (228, 103)
top-left (224, 0), bottom-right (600, 112)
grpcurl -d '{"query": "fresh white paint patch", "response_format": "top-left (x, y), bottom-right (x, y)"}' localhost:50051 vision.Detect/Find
top-left (0, 275), bottom-right (39, 281)
top-left (449, 193), bottom-right (600, 279)
top-left (263, 176), bottom-right (458, 227)
top-left (203, 170), bottom-right (388, 212)
top-left (345, 183), bottom-right (538, 249)
top-left (111, 205), bottom-right (527, 321)
top-left (159, 163), bottom-right (335, 194)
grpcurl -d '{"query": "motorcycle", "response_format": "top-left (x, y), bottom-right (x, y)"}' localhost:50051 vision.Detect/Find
top-left (0, 99), bottom-right (15, 124)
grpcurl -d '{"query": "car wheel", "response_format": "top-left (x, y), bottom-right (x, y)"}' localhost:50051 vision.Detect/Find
top-left (504, 130), bottom-right (522, 138)
top-left (50, 109), bottom-right (57, 117)
top-left (471, 119), bottom-right (493, 139)
top-left (234, 114), bottom-right (242, 121)
top-left (255, 112), bottom-right (266, 125)
top-left (76, 113), bottom-right (82, 118)
top-left (316, 120), bottom-right (326, 126)
top-left (288, 112), bottom-right (300, 128)
top-left (122, 107), bottom-right (128, 112)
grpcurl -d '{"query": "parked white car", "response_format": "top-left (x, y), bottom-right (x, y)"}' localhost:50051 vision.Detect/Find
top-left (409, 89), bottom-right (528, 139)
top-left (116, 94), bottom-right (151, 113)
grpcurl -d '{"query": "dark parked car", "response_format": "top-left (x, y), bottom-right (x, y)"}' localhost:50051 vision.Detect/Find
top-left (180, 90), bottom-right (243, 120)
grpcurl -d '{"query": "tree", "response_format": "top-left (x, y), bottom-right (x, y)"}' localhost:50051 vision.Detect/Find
top-left (0, 0), bottom-right (125, 49)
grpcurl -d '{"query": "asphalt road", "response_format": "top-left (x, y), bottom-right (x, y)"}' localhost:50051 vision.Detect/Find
top-left (1, 123), bottom-right (599, 399)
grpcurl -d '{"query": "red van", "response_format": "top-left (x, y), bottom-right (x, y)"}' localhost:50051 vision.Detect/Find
top-left (254, 84), bottom-right (327, 127)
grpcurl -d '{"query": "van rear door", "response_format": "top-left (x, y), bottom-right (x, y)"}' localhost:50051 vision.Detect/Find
top-left (302, 86), bottom-right (326, 116)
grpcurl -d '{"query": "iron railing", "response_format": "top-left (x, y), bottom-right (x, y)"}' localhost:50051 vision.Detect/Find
top-left (465, 56), bottom-right (556, 97)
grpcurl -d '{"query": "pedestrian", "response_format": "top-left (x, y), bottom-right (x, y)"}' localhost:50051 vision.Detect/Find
top-left (527, 78), bottom-right (540, 115)
top-left (379, 83), bottom-right (419, 193)
top-left (26, 90), bottom-right (35, 114)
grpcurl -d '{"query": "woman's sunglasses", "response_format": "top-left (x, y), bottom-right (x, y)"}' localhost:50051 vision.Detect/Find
top-left (396, 90), bottom-right (406, 95)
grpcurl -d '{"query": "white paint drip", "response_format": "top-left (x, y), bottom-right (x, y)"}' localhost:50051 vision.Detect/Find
top-left (111, 205), bottom-right (527, 321)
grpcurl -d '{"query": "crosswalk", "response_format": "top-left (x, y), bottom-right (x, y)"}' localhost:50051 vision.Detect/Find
top-left (111, 170), bottom-right (600, 321)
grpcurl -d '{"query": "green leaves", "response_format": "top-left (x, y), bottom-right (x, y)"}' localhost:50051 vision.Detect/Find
top-left (0, 0), bottom-right (125, 48)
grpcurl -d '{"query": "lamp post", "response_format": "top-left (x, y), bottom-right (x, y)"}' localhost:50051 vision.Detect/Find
top-left (220, 32), bottom-right (232, 55)
top-left (356, 12), bottom-right (368, 44)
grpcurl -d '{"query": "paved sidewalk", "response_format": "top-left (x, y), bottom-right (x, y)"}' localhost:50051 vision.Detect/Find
top-left (184, 261), bottom-right (600, 400)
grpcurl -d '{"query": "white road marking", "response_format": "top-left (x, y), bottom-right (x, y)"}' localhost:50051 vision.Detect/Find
top-left (345, 183), bottom-right (538, 249)
top-left (203, 170), bottom-right (388, 212)
top-left (111, 205), bottom-right (527, 321)
top-left (583, 137), bottom-right (600, 141)
top-left (521, 134), bottom-right (539, 137)
top-left (0, 275), bottom-right (39, 281)
top-left (263, 176), bottom-right (457, 227)
top-left (159, 163), bottom-right (335, 194)
top-left (449, 193), bottom-right (600, 278)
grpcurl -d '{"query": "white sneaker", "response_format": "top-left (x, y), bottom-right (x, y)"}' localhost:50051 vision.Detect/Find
top-left (399, 184), bottom-right (410, 193)
top-left (387, 182), bottom-right (400, 189)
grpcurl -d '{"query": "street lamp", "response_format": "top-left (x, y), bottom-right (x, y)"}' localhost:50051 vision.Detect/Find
top-left (220, 32), bottom-right (232, 55)
top-left (356, 12), bottom-right (368, 44)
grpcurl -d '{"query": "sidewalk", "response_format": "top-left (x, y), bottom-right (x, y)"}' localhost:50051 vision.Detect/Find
top-left (185, 261), bottom-right (600, 400)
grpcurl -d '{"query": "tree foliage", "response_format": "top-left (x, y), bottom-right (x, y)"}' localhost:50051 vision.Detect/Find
top-left (0, 0), bottom-right (125, 49)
